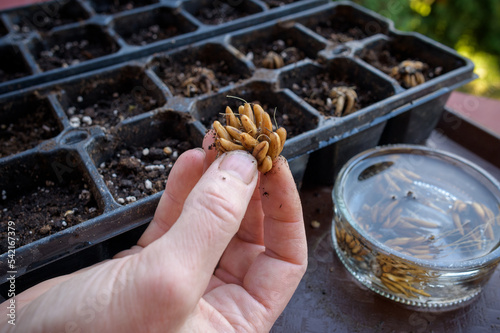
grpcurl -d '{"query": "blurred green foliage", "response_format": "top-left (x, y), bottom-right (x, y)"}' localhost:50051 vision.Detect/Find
top-left (346, 0), bottom-right (500, 99)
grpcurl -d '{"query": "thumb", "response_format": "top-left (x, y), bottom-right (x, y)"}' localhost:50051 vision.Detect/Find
top-left (150, 150), bottom-right (258, 299)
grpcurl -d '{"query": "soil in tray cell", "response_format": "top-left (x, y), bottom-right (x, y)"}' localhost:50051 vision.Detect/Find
top-left (262, 0), bottom-right (303, 8)
top-left (156, 58), bottom-right (248, 98)
top-left (0, 96), bottom-right (60, 158)
top-left (239, 38), bottom-right (306, 69)
top-left (90, 0), bottom-right (158, 14)
top-left (0, 176), bottom-right (99, 253)
top-left (115, 7), bottom-right (197, 46)
top-left (359, 46), bottom-right (443, 89)
top-left (311, 20), bottom-right (370, 45)
top-left (36, 26), bottom-right (118, 71)
top-left (0, 45), bottom-right (32, 82)
top-left (13, 0), bottom-right (89, 33)
top-left (194, 0), bottom-right (256, 25)
top-left (124, 24), bottom-right (182, 46)
top-left (250, 101), bottom-right (309, 139)
top-left (291, 73), bottom-right (376, 117)
top-left (98, 138), bottom-right (193, 205)
top-left (64, 77), bottom-right (162, 129)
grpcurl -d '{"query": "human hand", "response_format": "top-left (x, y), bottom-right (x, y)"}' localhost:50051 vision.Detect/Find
top-left (1, 132), bottom-right (307, 332)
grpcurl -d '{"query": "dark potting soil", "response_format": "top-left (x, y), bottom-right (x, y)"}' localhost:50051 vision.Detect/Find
top-left (98, 137), bottom-right (193, 205)
top-left (0, 180), bottom-right (99, 254)
top-left (359, 48), bottom-right (443, 87)
top-left (157, 58), bottom-right (248, 98)
top-left (91, 0), bottom-right (158, 14)
top-left (0, 67), bottom-right (30, 83)
top-left (262, 0), bottom-right (302, 8)
top-left (291, 73), bottom-right (376, 117)
top-left (124, 24), bottom-right (180, 46)
top-left (65, 89), bottom-right (160, 129)
top-left (238, 38), bottom-right (306, 69)
top-left (0, 101), bottom-right (60, 158)
top-left (37, 39), bottom-right (117, 72)
top-left (194, 2), bottom-right (251, 25)
top-left (312, 21), bottom-right (369, 45)
top-left (14, 10), bottom-right (88, 33)
top-left (256, 101), bottom-right (312, 139)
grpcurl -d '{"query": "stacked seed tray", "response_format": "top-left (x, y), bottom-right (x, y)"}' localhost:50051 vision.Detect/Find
top-left (0, 0), bottom-right (474, 298)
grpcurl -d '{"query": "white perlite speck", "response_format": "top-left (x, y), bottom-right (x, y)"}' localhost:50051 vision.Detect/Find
top-left (69, 116), bottom-right (80, 128)
top-left (145, 165), bottom-right (165, 171)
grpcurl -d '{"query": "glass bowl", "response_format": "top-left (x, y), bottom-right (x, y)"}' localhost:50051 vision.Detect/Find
top-left (332, 145), bottom-right (500, 309)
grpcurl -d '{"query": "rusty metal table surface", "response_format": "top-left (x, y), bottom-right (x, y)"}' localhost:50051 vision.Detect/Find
top-left (271, 111), bottom-right (500, 333)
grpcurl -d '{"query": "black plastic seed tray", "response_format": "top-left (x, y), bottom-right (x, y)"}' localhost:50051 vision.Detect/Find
top-left (0, 0), bottom-right (475, 298)
top-left (0, 0), bottom-right (329, 95)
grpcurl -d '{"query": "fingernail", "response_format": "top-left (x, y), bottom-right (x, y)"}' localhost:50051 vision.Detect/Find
top-left (219, 151), bottom-right (257, 184)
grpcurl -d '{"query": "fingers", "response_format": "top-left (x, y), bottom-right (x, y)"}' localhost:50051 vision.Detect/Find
top-left (260, 157), bottom-right (306, 265)
top-left (146, 150), bottom-right (259, 303)
top-left (137, 148), bottom-right (205, 247)
top-left (203, 129), bottom-right (218, 172)
top-left (214, 181), bottom-right (265, 284)
top-left (244, 156), bottom-right (307, 312)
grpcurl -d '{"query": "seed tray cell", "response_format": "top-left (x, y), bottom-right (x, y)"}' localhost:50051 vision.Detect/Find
top-left (183, 0), bottom-right (265, 26)
top-left (357, 34), bottom-right (467, 92)
top-left (30, 23), bottom-right (119, 72)
top-left (229, 23), bottom-right (326, 70)
top-left (7, 0), bottom-right (89, 33)
top-left (0, 44), bottom-right (33, 83)
top-left (89, 0), bottom-right (159, 15)
top-left (113, 7), bottom-right (198, 46)
top-left (0, 0), bottom-right (475, 300)
top-left (262, 0), bottom-right (305, 9)
top-left (292, 2), bottom-right (391, 47)
top-left (0, 93), bottom-right (62, 158)
top-left (89, 111), bottom-right (199, 205)
top-left (0, 150), bottom-right (102, 254)
top-left (55, 65), bottom-right (166, 129)
top-left (149, 42), bottom-right (252, 98)
top-left (278, 57), bottom-right (397, 120)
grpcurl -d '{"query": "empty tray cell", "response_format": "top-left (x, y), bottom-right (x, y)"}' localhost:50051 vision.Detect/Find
top-left (114, 7), bottom-right (197, 46)
top-left (358, 35), bottom-right (466, 89)
top-left (184, 0), bottom-right (263, 25)
top-left (230, 25), bottom-right (325, 69)
top-left (0, 151), bottom-right (101, 253)
top-left (194, 82), bottom-right (319, 139)
top-left (89, 112), bottom-right (196, 204)
top-left (0, 44), bottom-right (32, 83)
top-left (262, 0), bottom-right (304, 9)
top-left (151, 43), bottom-right (252, 97)
top-left (9, 0), bottom-right (89, 33)
top-left (89, 0), bottom-right (158, 14)
top-left (58, 66), bottom-right (165, 129)
top-left (32, 24), bottom-right (119, 71)
top-left (296, 4), bottom-right (389, 45)
top-left (279, 58), bottom-right (395, 118)
top-left (1, 93), bottom-right (61, 158)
